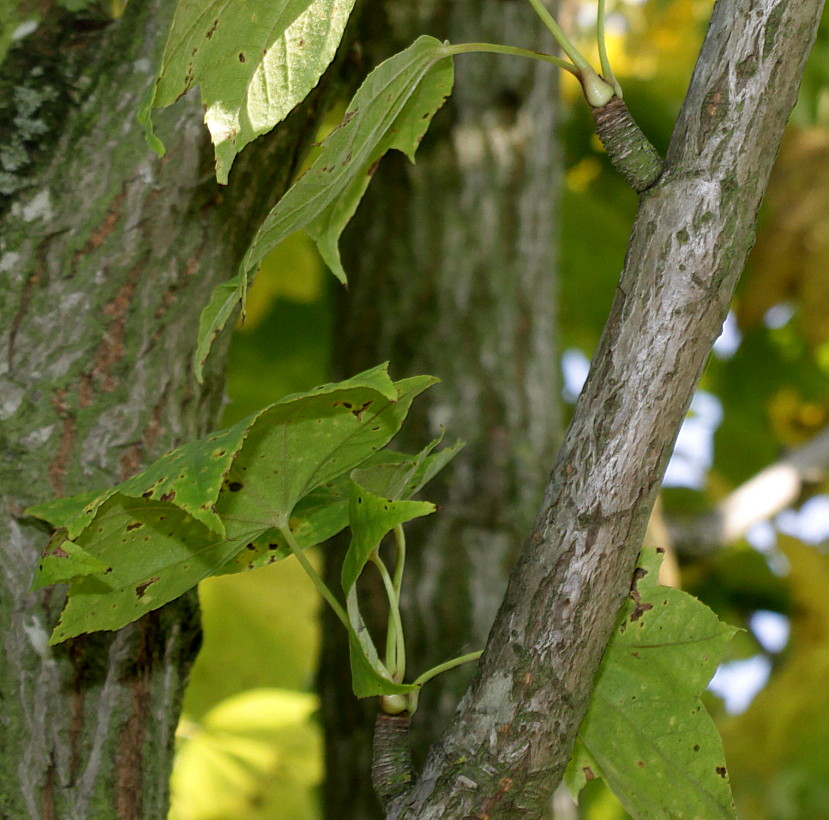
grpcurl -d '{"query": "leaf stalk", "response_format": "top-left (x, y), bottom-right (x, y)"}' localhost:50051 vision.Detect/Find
top-left (412, 650), bottom-right (483, 688)
top-left (281, 525), bottom-right (351, 631)
top-left (443, 42), bottom-right (578, 76)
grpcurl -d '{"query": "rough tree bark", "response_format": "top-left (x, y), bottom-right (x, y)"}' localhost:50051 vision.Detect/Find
top-left (0, 2), bottom-right (344, 816)
top-left (387, 0), bottom-right (826, 817)
top-left (320, 2), bottom-right (561, 818)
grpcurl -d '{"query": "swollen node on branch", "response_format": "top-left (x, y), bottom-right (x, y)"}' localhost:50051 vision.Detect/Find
top-left (592, 96), bottom-right (664, 193)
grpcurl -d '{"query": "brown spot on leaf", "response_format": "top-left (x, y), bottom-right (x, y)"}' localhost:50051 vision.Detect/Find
top-left (636, 761), bottom-right (645, 768)
top-left (228, 481), bottom-right (243, 492)
top-left (135, 577), bottom-right (159, 599)
top-left (160, 491), bottom-right (175, 502)
top-left (629, 602), bottom-right (653, 622)
top-left (352, 401), bottom-right (372, 420)
top-left (716, 766), bottom-right (727, 778)
top-left (238, 52), bottom-right (246, 62)
top-left (628, 566), bottom-right (654, 621)
top-left (582, 766), bottom-right (595, 781)
top-left (205, 19), bottom-right (218, 38)
top-left (126, 522), bottom-right (143, 531)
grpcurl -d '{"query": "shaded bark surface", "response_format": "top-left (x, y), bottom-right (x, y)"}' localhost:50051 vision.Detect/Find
top-left (0, 3), bottom-right (342, 816)
top-left (320, 2), bottom-right (561, 818)
top-left (392, 0), bottom-right (826, 817)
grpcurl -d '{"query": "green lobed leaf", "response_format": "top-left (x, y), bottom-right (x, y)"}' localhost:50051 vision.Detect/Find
top-left (34, 366), bottom-right (439, 642)
top-left (194, 36), bottom-right (454, 380)
top-left (565, 548), bottom-right (739, 820)
top-left (220, 437), bottom-right (461, 575)
top-left (217, 481), bottom-right (350, 574)
top-left (211, 373), bottom-right (435, 536)
top-left (342, 480), bottom-right (433, 698)
top-left (28, 363), bottom-right (399, 548)
top-left (142, 0), bottom-right (357, 184)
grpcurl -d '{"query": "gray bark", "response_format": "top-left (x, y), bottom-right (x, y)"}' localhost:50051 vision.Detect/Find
top-left (391, 0), bottom-right (825, 817)
top-left (320, 1), bottom-right (562, 818)
top-left (0, 2), bottom-right (340, 816)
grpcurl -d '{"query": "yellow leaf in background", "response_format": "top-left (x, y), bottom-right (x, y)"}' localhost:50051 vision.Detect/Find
top-left (170, 689), bottom-right (321, 820)
top-left (184, 557), bottom-right (322, 720)
top-left (740, 129), bottom-right (829, 348)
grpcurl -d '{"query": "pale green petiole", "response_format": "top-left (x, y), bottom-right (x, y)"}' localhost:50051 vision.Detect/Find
top-left (525, 0), bottom-right (592, 71)
top-left (443, 39), bottom-right (614, 108)
top-left (392, 524), bottom-right (406, 600)
top-left (371, 552), bottom-right (406, 682)
top-left (521, 0), bottom-right (616, 107)
top-left (280, 525), bottom-right (352, 633)
top-left (412, 650), bottom-right (484, 688)
top-left (443, 42), bottom-right (578, 76)
top-left (597, 0), bottom-right (623, 98)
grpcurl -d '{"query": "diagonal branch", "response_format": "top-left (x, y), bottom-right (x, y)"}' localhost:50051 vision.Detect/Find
top-left (392, 0), bottom-right (826, 817)
top-left (672, 425), bottom-right (829, 555)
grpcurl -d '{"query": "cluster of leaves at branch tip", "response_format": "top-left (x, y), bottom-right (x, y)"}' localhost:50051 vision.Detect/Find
top-left (27, 364), bottom-right (468, 700)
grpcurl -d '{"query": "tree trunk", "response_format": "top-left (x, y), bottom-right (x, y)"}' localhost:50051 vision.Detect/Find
top-left (394, 0), bottom-right (826, 817)
top-left (0, 3), bottom-right (340, 816)
top-left (320, 2), bottom-right (562, 818)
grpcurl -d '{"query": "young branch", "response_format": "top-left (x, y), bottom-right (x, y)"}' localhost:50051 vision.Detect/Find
top-left (392, 0), bottom-right (826, 816)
